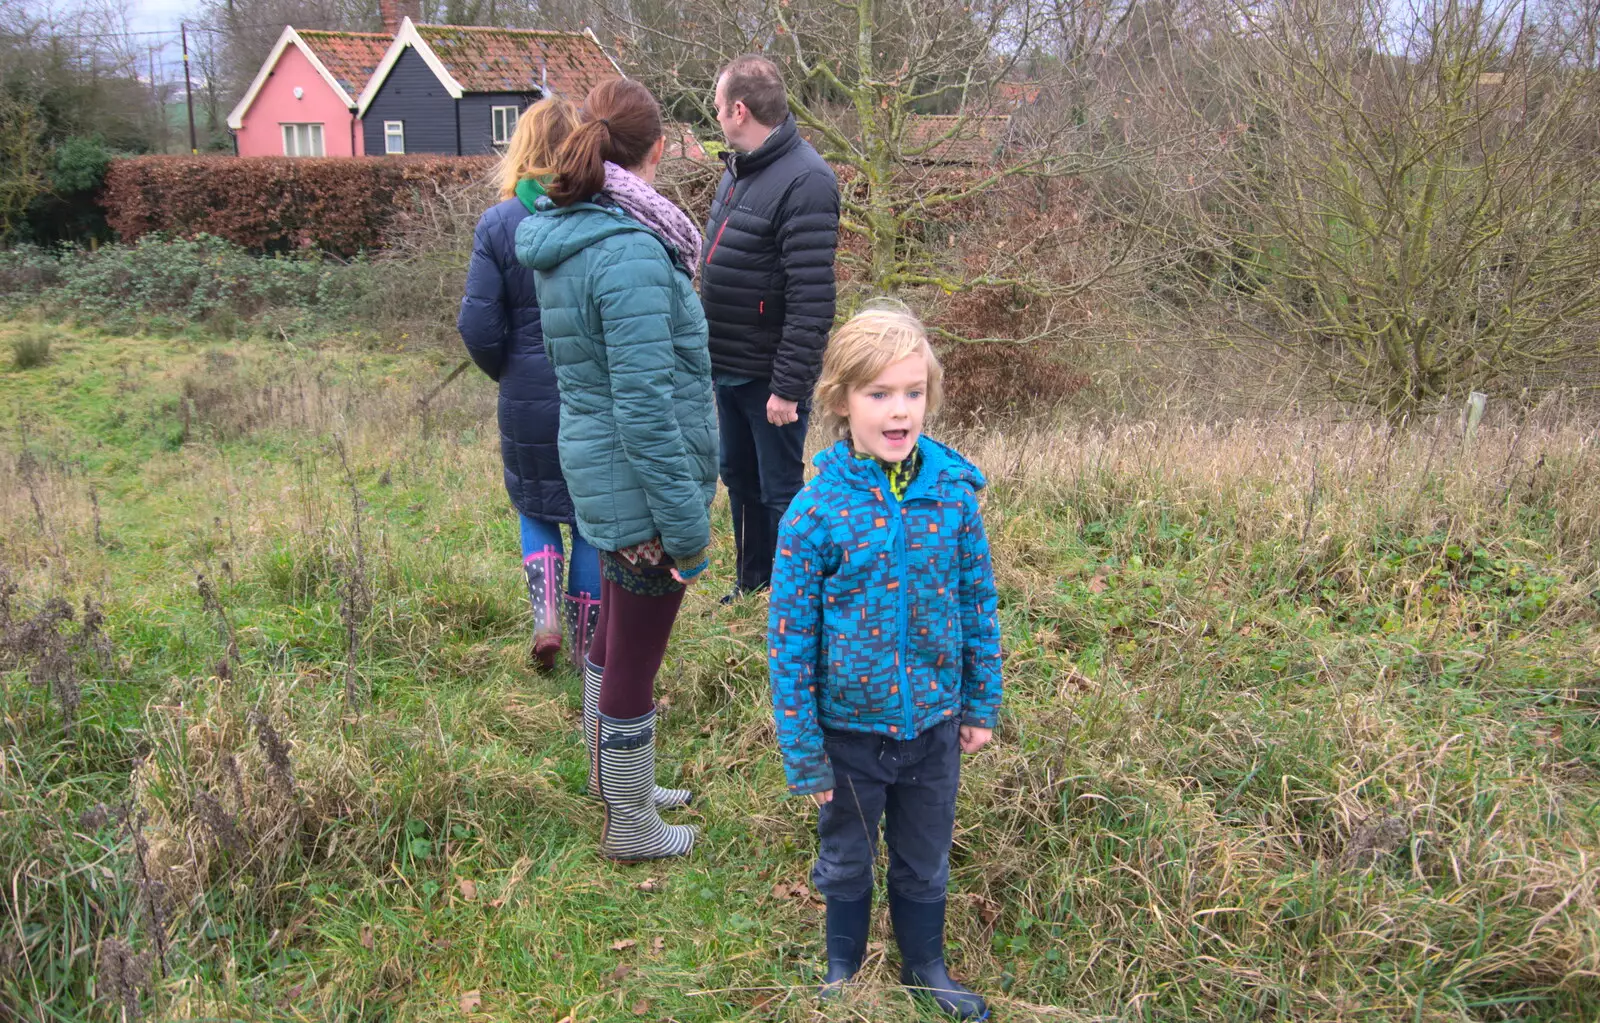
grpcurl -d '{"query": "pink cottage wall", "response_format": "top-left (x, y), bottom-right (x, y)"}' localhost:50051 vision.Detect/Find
top-left (234, 44), bottom-right (364, 157)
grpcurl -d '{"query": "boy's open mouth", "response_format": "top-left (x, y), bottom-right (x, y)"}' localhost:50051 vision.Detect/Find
top-left (883, 429), bottom-right (909, 442)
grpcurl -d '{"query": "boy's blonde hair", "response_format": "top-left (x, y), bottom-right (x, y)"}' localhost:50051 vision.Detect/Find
top-left (815, 301), bottom-right (944, 439)
top-left (497, 97), bottom-right (581, 199)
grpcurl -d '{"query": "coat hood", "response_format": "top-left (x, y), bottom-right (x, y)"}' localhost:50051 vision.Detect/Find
top-left (515, 200), bottom-right (660, 273)
top-left (812, 436), bottom-right (986, 496)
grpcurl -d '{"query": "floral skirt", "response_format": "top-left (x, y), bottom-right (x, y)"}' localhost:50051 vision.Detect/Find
top-left (601, 538), bottom-right (685, 597)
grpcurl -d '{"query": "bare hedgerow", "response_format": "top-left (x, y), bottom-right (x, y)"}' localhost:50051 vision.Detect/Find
top-left (97, 937), bottom-right (153, 1022)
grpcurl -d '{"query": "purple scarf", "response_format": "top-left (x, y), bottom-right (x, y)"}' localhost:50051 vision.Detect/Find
top-left (603, 161), bottom-right (702, 285)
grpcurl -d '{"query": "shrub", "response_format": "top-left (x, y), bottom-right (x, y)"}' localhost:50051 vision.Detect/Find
top-left (43, 234), bottom-right (349, 328)
top-left (9, 333), bottom-right (50, 370)
top-left (102, 156), bottom-right (497, 255)
top-left (937, 340), bottom-right (1092, 426)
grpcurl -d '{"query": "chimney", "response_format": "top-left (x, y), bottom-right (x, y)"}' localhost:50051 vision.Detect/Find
top-left (380, 0), bottom-right (419, 35)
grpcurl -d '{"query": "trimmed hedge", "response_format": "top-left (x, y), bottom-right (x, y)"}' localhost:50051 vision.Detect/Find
top-left (102, 156), bottom-right (497, 255)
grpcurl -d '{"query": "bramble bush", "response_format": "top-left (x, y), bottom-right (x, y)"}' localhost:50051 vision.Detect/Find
top-left (0, 235), bottom-right (370, 334)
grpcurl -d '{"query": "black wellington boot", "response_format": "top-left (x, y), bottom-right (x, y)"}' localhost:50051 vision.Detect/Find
top-left (888, 889), bottom-right (988, 1020)
top-left (818, 893), bottom-right (872, 1000)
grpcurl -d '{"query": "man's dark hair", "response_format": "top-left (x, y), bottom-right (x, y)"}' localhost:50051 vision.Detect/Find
top-left (718, 54), bottom-right (788, 127)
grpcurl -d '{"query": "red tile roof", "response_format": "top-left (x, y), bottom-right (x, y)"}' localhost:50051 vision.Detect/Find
top-left (298, 30), bottom-right (392, 97)
top-left (663, 121), bottom-right (708, 162)
top-left (414, 24), bottom-right (619, 97)
top-left (903, 115), bottom-right (1012, 165)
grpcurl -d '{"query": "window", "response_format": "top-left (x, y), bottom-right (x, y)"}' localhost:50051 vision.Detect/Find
top-left (491, 105), bottom-right (519, 146)
top-left (281, 123), bottom-right (324, 157)
top-left (384, 121), bottom-right (405, 155)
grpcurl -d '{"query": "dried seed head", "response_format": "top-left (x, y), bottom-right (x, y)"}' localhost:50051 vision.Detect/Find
top-left (98, 938), bottom-right (152, 1022)
top-left (248, 708), bottom-right (295, 797)
top-left (193, 788), bottom-right (247, 855)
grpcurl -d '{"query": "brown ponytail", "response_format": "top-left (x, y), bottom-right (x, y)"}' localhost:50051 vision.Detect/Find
top-left (546, 79), bottom-right (664, 207)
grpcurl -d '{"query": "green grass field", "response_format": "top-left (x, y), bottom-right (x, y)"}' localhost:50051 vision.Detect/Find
top-left (2, 319), bottom-right (1597, 1022)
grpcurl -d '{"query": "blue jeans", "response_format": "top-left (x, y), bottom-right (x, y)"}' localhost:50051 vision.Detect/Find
top-left (715, 379), bottom-right (809, 593)
top-left (811, 719), bottom-right (961, 903)
top-left (518, 513), bottom-right (601, 598)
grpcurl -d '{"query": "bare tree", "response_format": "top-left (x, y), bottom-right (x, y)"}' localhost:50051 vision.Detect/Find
top-left (1151, 0), bottom-right (1600, 415)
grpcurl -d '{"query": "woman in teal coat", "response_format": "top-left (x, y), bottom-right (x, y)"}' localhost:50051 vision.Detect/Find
top-left (516, 79), bottom-right (716, 862)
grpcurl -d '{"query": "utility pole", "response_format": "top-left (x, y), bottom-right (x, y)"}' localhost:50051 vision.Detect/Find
top-left (182, 22), bottom-right (199, 154)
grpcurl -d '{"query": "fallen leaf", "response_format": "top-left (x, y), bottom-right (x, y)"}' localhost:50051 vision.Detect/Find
top-left (631, 1000), bottom-right (652, 1016)
top-left (612, 963), bottom-right (632, 983)
top-left (752, 993), bottom-right (779, 1010)
top-left (651, 936), bottom-right (664, 955)
top-left (459, 990), bottom-right (481, 1012)
top-left (457, 878), bottom-right (477, 901)
top-left (359, 926), bottom-right (374, 950)
top-left (556, 1017), bottom-right (574, 1023)
top-left (611, 938), bottom-right (637, 952)
top-left (973, 895), bottom-right (1000, 927)
top-left (1088, 570), bottom-right (1110, 594)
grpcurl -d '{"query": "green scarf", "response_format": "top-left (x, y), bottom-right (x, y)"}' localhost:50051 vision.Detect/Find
top-left (855, 445), bottom-right (922, 502)
top-left (514, 176), bottom-right (548, 214)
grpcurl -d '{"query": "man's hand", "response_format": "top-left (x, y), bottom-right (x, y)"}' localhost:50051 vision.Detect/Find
top-left (959, 726), bottom-right (993, 754)
top-left (811, 789), bottom-right (833, 806)
top-left (767, 394), bottom-right (800, 427)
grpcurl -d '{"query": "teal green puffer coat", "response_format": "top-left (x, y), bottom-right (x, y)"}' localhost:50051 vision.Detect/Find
top-left (515, 199), bottom-right (717, 560)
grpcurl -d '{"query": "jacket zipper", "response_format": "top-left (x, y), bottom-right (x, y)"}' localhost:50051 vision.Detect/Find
top-left (705, 174), bottom-right (739, 264)
top-left (874, 463), bottom-right (916, 737)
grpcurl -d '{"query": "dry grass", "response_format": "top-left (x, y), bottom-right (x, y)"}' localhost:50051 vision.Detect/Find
top-left (1, 325), bottom-right (1596, 1021)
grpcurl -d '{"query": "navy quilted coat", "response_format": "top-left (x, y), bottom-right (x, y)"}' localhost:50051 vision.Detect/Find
top-left (767, 438), bottom-right (1003, 796)
top-left (458, 196), bottom-right (574, 524)
top-left (514, 199), bottom-right (718, 559)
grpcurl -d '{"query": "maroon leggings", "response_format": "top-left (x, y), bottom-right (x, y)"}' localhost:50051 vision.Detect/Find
top-left (590, 576), bottom-right (687, 718)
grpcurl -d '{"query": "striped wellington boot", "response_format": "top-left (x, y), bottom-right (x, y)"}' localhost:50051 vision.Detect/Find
top-left (595, 709), bottom-right (697, 862)
top-left (583, 658), bottom-right (691, 808)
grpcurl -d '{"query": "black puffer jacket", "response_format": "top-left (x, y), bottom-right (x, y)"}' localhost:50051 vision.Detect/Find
top-left (699, 115), bottom-right (840, 402)
top-left (458, 196), bottom-right (574, 524)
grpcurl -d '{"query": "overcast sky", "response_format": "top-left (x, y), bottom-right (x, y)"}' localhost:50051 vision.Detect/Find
top-left (127, 0), bottom-right (198, 36)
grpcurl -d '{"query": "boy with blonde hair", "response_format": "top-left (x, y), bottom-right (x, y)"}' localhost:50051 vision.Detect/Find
top-left (768, 303), bottom-right (1001, 1017)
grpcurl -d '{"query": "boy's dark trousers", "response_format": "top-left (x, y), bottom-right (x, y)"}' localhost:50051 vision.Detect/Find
top-left (714, 379), bottom-right (809, 595)
top-left (811, 718), bottom-right (960, 903)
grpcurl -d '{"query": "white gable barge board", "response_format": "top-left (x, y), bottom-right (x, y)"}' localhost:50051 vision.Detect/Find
top-left (227, 25), bottom-right (359, 130)
top-left (356, 17), bottom-right (464, 118)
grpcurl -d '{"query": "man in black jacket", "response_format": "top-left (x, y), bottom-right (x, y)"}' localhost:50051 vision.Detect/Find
top-left (702, 54), bottom-right (840, 598)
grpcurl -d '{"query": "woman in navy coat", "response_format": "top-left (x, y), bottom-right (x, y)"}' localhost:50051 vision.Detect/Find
top-left (458, 98), bottom-right (600, 669)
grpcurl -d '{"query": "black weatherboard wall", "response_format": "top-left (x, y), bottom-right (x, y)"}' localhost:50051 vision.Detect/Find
top-left (459, 93), bottom-right (541, 155)
top-left (363, 46), bottom-right (456, 154)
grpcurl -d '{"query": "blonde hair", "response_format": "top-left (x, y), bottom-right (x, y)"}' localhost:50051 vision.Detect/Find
top-left (815, 301), bottom-right (944, 440)
top-left (497, 97), bottom-right (581, 200)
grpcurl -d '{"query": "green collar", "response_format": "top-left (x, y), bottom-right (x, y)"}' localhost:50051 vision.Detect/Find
top-left (514, 177), bottom-right (548, 214)
top-left (853, 445), bottom-right (922, 502)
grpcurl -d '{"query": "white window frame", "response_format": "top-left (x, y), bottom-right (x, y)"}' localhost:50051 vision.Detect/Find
top-left (491, 105), bottom-right (519, 146)
top-left (281, 122), bottom-right (324, 157)
top-left (384, 120), bottom-right (405, 155)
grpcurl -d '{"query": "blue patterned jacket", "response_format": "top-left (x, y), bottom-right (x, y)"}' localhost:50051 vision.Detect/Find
top-left (768, 437), bottom-right (1002, 795)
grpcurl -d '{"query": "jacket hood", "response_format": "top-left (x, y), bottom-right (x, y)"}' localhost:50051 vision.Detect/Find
top-left (812, 436), bottom-right (986, 495)
top-left (515, 200), bottom-right (657, 272)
